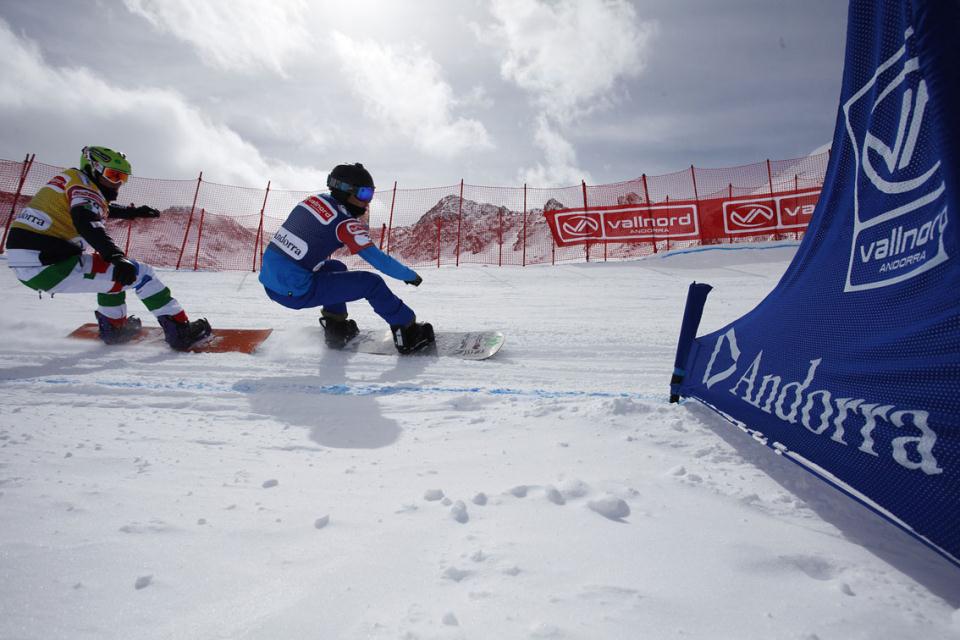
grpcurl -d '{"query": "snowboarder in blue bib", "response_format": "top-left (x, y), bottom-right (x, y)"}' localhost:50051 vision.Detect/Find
top-left (259, 163), bottom-right (435, 354)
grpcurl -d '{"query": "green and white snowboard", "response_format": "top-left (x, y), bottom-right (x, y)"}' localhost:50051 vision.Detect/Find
top-left (341, 330), bottom-right (504, 360)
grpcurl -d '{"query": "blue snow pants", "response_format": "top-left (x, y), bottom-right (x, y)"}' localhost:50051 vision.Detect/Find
top-left (264, 260), bottom-right (415, 327)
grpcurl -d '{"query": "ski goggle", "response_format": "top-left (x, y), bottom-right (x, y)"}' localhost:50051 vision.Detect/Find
top-left (101, 167), bottom-right (130, 186)
top-left (328, 177), bottom-right (375, 202)
top-left (353, 185), bottom-right (375, 202)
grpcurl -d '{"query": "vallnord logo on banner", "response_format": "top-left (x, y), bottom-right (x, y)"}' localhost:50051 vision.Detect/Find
top-left (701, 327), bottom-right (944, 476)
top-left (560, 214), bottom-right (601, 238)
top-left (722, 189), bottom-right (820, 234)
top-left (552, 204), bottom-right (699, 244)
top-left (729, 203), bottom-right (775, 229)
top-left (843, 27), bottom-right (950, 293)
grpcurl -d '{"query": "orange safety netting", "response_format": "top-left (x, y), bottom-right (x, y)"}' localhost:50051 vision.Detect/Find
top-left (1, 152), bottom-right (828, 271)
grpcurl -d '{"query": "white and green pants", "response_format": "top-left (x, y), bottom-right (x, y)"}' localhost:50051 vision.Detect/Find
top-left (11, 253), bottom-right (184, 321)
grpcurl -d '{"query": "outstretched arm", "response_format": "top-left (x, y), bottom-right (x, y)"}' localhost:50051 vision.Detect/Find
top-left (357, 245), bottom-right (421, 284)
top-left (108, 203), bottom-right (160, 219)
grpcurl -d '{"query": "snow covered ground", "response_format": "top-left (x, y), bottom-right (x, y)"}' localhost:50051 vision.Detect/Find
top-left (1, 245), bottom-right (958, 640)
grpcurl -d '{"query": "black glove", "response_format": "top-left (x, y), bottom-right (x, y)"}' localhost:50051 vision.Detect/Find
top-left (111, 257), bottom-right (138, 286)
top-left (405, 273), bottom-right (423, 287)
top-left (135, 205), bottom-right (160, 218)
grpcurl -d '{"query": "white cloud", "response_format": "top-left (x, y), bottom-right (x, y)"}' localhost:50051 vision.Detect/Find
top-left (485, 0), bottom-right (656, 185)
top-left (490, 0), bottom-right (655, 121)
top-left (520, 115), bottom-right (591, 187)
top-left (0, 19), bottom-right (323, 190)
top-left (330, 31), bottom-right (493, 159)
top-left (121, 0), bottom-right (312, 77)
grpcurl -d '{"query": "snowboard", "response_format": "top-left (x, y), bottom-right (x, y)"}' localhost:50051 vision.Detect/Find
top-left (340, 329), bottom-right (504, 360)
top-left (68, 323), bottom-right (273, 354)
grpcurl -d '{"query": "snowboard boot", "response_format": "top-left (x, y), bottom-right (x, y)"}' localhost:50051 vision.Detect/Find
top-left (158, 314), bottom-right (213, 351)
top-left (95, 311), bottom-right (143, 345)
top-left (390, 318), bottom-right (435, 354)
top-left (319, 311), bottom-right (359, 349)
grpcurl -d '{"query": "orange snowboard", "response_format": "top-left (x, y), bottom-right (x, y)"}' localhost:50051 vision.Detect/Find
top-left (68, 324), bottom-right (273, 354)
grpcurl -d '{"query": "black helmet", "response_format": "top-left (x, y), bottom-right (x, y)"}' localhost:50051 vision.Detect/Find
top-left (327, 163), bottom-right (375, 216)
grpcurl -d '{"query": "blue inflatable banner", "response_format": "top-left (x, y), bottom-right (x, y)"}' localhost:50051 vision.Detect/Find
top-left (672, 0), bottom-right (959, 565)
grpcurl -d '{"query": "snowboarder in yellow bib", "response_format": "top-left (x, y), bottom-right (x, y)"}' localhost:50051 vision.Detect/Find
top-left (4, 146), bottom-right (212, 350)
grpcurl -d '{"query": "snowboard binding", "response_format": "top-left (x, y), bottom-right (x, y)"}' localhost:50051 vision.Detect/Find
top-left (390, 319), bottom-right (435, 354)
top-left (95, 311), bottom-right (143, 345)
top-left (320, 311), bottom-right (360, 349)
top-left (158, 315), bottom-right (213, 351)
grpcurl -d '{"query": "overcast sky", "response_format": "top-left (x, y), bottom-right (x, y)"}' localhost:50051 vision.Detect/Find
top-left (0, 0), bottom-right (847, 190)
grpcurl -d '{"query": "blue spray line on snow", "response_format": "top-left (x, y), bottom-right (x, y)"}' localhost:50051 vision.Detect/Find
top-left (26, 376), bottom-right (665, 403)
top-left (654, 242), bottom-right (801, 259)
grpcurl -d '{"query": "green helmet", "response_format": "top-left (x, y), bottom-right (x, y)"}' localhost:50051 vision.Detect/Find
top-left (80, 146), bottom-right (131, 187)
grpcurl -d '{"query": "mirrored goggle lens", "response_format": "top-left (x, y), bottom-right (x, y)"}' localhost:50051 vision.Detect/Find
top-left (354, 186), bottom-right (375, 202)
top-left (102, 167), bottom-right (130, 185)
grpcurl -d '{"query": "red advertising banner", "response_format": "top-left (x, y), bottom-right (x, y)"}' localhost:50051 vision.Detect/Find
top-left (546, 187), bottom-right (821, 247)
top-left (722, 188), bottom-right (820, 234)
top-left (545, 202), bottom-right (700, 247)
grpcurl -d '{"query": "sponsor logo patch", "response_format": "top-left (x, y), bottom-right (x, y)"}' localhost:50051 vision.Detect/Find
top-left (303, 196), bottom-right (337, 224)
top-left (271, 226), bottom-right (308, 259)
top-left (14, 207), bottom-right (52, 231)
top-left (337, 219), bottom-right (373, 253)
top-left (46, 175), bottom-right (68, 193)
top-left (67, 186), bottom-right (107, 214)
